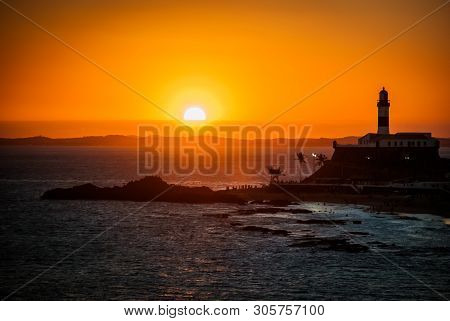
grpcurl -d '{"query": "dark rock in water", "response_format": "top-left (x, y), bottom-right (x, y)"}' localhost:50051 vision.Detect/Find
top-left (265, 199), bottom-right (297, 206)
top-left (367, 241), bottom-right (397, 249)
top-left (338, 243), bottom-right (369, 253)
top-left (295, 219), bottom-right (347, 225)
top-left (245, 199), bottom-right (298, 206)
top-left (203, 213), bottom-right (230, 218)
top-left (41, 176), bottom-right (244, 204)
top-left (395, 246), bottom-right (450, 257)
top-left (241, 225), bottom-right (290, 236)
top-left (352, 220), bottom-right (362, 224)
top-left (290, 208), bottom-right (313, 214)
top-left (235, 207), bottom-right (285, 215)
top-left (234, 207), bottom-right (313, 216)
top-left (269, 229), bottom-right (290, 236)
top-left (397, 215), bottom-right (420, 221)
top-left (348, 231), bottom-right (369, 236)
top-left (290, 237), bottom-right (369, 253)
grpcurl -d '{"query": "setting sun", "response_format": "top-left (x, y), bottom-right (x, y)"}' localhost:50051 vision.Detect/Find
top-left (183, 106), bottom-right (207, 121)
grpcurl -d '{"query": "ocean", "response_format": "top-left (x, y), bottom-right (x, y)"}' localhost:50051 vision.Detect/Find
top-left (0, 146), bottom-right (449, 300)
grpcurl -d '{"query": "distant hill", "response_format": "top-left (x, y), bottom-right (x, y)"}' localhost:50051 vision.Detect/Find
top-left (0, 135), bottom-right (449, 147)
top-left (0, 135), bottom-right (136, 146)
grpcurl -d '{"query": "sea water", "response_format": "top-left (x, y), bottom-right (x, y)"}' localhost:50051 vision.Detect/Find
top-left (0, 146), bottom-right (449, 300)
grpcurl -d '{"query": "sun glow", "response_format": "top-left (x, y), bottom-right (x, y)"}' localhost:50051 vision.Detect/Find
top-left (183, 106), bottom-right (207, 121)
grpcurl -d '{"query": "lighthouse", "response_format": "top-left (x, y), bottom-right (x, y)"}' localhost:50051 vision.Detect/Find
top-left (377, 87), bottom-right (390, 134)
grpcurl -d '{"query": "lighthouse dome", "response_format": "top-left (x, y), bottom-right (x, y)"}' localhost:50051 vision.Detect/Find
top-left (379, 87), bottom-right (388, 101)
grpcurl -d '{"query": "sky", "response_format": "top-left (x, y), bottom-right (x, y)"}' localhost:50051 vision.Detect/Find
top-left (0, 0), bottom-right (449, 137)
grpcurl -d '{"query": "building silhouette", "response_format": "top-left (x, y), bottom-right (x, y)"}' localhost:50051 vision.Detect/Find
top-left (307, 88), bottom-right (448, 183)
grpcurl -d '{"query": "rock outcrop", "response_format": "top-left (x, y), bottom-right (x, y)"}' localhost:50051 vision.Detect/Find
top-left (42, 176), bottom-right (244, 204)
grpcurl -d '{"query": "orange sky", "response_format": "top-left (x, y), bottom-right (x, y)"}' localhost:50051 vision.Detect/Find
top-left (0, 0), bottom-right (449, 138)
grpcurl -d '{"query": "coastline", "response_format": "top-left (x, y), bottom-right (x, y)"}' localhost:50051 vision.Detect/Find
top-left (227, 188), bottom-right (450, 218)
top-left (40, 175), bottom-right (450, 218)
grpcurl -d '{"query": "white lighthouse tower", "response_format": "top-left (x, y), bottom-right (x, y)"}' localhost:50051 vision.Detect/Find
top-left (377, 87), bottom-right (390, 134)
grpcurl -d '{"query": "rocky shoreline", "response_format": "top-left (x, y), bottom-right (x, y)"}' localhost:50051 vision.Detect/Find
top-left (42, 176), bottom-right (450, 217)
top-left (228, 188), bottom-right (450, 217)
top-left (41, 176), bottom-right (243, 204)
